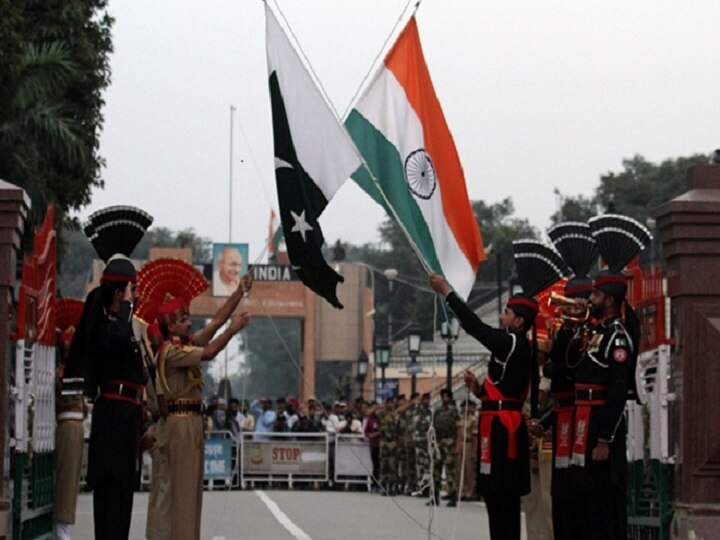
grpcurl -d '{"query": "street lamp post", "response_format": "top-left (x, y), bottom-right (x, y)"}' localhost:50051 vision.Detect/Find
top-left (357, 350), bottom-right (368, 401)
top-left (440, 318), bottom-right (460, 391)
top-left (375, 341), bottom-right (390, 401)
top-left (407, 326), bottom-right (422, 396)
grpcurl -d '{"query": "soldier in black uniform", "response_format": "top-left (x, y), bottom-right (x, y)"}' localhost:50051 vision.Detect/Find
top-left (85, 257), bottom-right (146, 540)
top-left (543, 221), bottom-right (599, 539)
top-left (69, 205), bottom-right (153, 540)
top-left (430, 240), bottom-right (565, 540)
top-left (563, 214), bottom-right (651, 540)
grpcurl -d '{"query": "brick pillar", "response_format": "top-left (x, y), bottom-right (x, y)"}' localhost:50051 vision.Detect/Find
top-left (0, 180), bottom-right (30, 538)
top-left (655, 164), bottom-right (720, 538)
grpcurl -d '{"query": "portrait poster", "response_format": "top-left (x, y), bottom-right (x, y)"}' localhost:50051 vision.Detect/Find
top-left (212, 243), bottom-right (249, 297)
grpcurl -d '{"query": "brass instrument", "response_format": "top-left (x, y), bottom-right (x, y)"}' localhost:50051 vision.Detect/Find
top-left (548, 291), bottom-right (589, 324)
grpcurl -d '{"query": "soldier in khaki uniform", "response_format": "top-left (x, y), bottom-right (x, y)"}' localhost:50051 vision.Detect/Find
top-left (432, 389), bottom-right (460, 506)
top-left (137, 321), bottom-right (170, 540)
top-left (376, 398), bottom-right (399, 495)
top-left (53, 301), bottom-right (85, 540)
top-left (157, 274), bottom-right (251, 540)
top-left (455, 400), bottom-right (478, 501)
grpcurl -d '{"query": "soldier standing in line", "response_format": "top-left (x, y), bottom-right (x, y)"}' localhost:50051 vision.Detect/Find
top-left (455, 400), bottom-right (478, 502)
top-left (564, 215), bottom-right (650, 539)
top-left (542, 221), bottom-right (600, 539)
top-left (139, 320), bottom-right (169, 540)
top-left (430, 239), bottom-right (566, 540)
top-left (431, 389), bottom-right (460, 507)
top-left (133, 258), bottom-right (209, 540)
top-left (394, 394), bottom-right (408, 494)
top-left (157, 272), bottom-right (252, 540)
top-left (413, 392), bottom-right (433, 497)
top-left (403, 392), bottom-right (420, 495)
top-left (53, 299), bottom-right (85, 540)
top-left (377, 397), bottom-right (399, 495)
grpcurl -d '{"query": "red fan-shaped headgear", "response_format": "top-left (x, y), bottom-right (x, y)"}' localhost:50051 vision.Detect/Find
top-left (534, 277), bottom-right (568, 351)
top-left (135, 258), bottom-right (208, 325)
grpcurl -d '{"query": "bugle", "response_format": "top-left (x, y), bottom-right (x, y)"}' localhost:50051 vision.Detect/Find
top-left (548, 291), bottom-right (589, 324)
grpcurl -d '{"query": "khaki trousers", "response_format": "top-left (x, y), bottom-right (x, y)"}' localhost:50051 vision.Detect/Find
top-left (54, 420), bottom-right (84, 524)
top-left (146, 419), bottom-right (172, 540)
top-left (165, 414), bottom-right (204, 540)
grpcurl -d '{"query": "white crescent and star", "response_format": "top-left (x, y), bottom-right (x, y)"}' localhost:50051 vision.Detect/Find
top-left (274, 155), bottom-right (312, 252)
top-left (290, 210), bottom-right (313, 242)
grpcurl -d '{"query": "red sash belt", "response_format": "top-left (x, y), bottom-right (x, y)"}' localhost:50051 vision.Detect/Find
top-left (551, 391), bottom-right (574, 468)
top-left (100, 379), bottom-right (144, 406)
top-left (571, 384), bottom-right (607, 467)
top-left (479, 378), bottom-right (525, 475)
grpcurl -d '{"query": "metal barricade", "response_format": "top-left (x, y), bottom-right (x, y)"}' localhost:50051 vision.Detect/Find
top-left (239, 432), bottom-right (328, 488)
top-left (334, 434), bottom-right (372, 489)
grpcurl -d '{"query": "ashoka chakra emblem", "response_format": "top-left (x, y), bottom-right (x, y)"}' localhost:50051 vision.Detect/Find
top-left (404, 149), bottom-right (436, 200)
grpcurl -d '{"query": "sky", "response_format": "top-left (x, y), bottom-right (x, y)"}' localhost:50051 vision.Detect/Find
top-left (74, 0), bottom-right (720, 265)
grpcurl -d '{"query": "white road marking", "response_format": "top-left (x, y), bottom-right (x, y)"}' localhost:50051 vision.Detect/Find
top-left (255, 490), bottom-right (312, 540)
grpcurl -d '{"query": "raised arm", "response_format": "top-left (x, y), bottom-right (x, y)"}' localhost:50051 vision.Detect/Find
top-left (192, 273), bottom-right (252, 346)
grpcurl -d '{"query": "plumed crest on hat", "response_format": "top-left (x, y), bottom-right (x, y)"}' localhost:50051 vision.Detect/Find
top-left (83, 205), bottom-right (154, 262)
top-left (134, 258), bottom-right (208, 324)
top-left (547, 222), bottom-right (599, 278)
top-left (512, 240), bottom-right (569, 297)
top-left (56, 298), bottom-right (84, 332)
top-left (588, 214), bottom-right (652, 272)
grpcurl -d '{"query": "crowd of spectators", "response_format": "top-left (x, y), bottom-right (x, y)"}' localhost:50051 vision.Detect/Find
top-left (202, 394), bottom-right (371, 439)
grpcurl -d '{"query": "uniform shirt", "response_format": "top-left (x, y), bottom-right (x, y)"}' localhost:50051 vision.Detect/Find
top-left (160, 341), bottom-right (204, 401)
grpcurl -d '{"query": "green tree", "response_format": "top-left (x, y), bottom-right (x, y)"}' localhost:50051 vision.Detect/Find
top-left (58, 225), bottom-right (212, 299)
top-left (133, 227), bottom-right (212, 263)
top-left (0, 0), bottom-right (113, 235)
top-left (473, 198), bottom-right (538, 284)
top-left (596, 154), bottom-right (708, 223)
top-left (550, 193), bottom-right (597, 225)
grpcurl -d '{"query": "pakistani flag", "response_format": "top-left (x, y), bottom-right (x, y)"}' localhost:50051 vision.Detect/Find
top-left (266, 5), bottom-right (361, 309)
top-left (345, 17), bottom-right (485, 300)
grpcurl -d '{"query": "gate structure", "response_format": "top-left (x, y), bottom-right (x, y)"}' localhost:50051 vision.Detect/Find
top-left (10, 207), bottom-right (57, 539)
top-left (626, 264), bottom-right (675, 540)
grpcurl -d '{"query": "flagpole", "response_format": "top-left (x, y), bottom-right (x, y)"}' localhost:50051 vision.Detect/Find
top-left (229, 104), bottom-right (235, 244)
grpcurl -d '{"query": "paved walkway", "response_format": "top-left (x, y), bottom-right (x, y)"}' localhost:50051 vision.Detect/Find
top-left (72, 489), bottom-right (529, 539)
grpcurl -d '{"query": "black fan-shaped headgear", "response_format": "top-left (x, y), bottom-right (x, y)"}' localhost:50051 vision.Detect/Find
top-left (547, 222), bottom-right (599, 299)
top-left (510, 240), bottom-right (568, 323)
top-left (83, 205), bottom-right (154, 262)
top-left (588, 214), bottom-right (652, 299)
top-left (83, 205), bottom-right (153, 284)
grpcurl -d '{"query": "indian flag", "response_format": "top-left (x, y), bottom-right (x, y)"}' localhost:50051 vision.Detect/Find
top-left (346, 17), bottom-right (485, 299)
top-left (267, 208), bottom-right (284, 261)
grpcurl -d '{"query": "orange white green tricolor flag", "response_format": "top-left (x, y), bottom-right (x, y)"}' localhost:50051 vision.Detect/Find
top-left (345, 17), bottom-right (485, 300)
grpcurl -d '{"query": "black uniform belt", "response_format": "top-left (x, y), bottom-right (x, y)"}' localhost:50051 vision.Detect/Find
top-left (100, 380), bottom-right (144, 404)
top-left (553, 397), bottom-right (575, 408)
top-left (575, 388), bottom-right (607, 401)
top-left (481, 400), bottom-right (523, 412)
top-left (167, 401), bottom-right (203, 415)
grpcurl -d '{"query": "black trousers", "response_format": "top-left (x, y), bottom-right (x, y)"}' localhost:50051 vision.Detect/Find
top-left (566, 484), bottom-right (627, 540)
top-left (484, 492), bottom-right (521, 540)
top-left (93, 477), bottom-right (134, 540)
top-left (552, 488), bottom-right (575, 540)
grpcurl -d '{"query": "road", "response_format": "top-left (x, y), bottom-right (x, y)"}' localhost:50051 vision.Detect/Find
top-left (71, 489), bottom-right (529, 539)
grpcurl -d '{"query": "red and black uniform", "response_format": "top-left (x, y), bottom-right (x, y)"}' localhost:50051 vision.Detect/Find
top-left (86, 301), bottom-right (145, 540)
top-left (447, 292), bottom-right (530, 540)
top-left (543, 325), bottom-right (582, 540)
top-left (567, 315), bottom-right (630, 540)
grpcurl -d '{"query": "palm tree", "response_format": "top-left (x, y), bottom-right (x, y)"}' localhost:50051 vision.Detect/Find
top-left (0, 41), bottom-right (86, 223)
